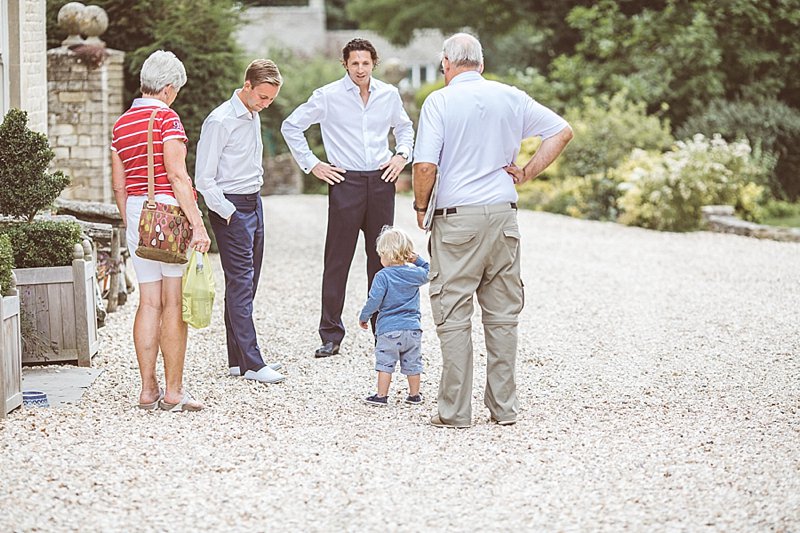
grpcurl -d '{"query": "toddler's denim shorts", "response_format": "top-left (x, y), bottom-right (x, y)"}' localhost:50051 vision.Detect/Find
top-left (375, 329), bottom-right (423, 375)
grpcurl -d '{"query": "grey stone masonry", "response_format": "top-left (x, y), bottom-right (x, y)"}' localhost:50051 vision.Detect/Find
top-left (701, 205), bottom-right (800, 242)
top-left (261, 153), bottom-right (303, 196)
top-left (47, 46), bottom-right (124, 203)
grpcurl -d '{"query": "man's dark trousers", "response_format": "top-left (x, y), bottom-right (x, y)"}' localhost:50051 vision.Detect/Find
top-left (209, 193), bottom-right (265, 373)
top-left (320, 170), bottom-right (395, 344)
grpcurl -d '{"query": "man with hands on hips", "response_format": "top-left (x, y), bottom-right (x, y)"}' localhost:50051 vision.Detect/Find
top-left (413, 33), bottom-right (573, 428)
top-left (281, 38), bottom-right (414, 358)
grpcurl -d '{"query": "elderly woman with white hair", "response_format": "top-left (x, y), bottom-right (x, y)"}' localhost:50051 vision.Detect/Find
top-left (111, 50), bottom-right (211, 412)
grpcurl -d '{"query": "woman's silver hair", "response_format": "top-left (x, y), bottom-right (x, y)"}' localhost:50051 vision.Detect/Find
top-left (442, 33), bottom-right (483, 69)
top-left (140, 50), bottom-right (187, 95)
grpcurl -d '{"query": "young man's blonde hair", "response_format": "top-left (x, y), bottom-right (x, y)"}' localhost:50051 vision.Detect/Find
top-left (245, 59), bottom-right (282, 87)
top-left (376, 226), bottom-right (414, 265)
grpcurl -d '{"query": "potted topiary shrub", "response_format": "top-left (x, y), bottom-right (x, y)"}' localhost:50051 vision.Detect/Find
top-left (0, 108), bottom-right (99, 366)
top-left (0, 234), bottom-right (22, 417)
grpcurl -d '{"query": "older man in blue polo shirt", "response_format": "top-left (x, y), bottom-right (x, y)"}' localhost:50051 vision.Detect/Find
top-left (413, 33), bottom-right (573, 428)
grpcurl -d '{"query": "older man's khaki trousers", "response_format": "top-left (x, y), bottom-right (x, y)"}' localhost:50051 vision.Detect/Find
top-left (429, 203), bottom-right (523, 426)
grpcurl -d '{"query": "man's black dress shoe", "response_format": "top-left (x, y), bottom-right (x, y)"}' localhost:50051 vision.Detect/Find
top-left (314, 341), bottom-right (340, 358)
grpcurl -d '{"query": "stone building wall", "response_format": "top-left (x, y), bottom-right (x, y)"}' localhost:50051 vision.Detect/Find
top-left (237, 0), bottom-right (326, 59)
top-left (1, 0), bottom-right (48, 133)
top-left (47, 47), bottom-right (124, 203)
top-left (19, 0), bottom-right (48, 132)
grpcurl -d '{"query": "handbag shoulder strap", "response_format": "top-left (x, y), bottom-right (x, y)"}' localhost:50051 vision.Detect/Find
top-left (146, 108), bottom-right (159, 208)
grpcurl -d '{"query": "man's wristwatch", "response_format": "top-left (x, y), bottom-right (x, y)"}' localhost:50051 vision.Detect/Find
top-left (413, 202), bottom-right (427, 212)
top-left (396, 149), bottom-right (409, 160)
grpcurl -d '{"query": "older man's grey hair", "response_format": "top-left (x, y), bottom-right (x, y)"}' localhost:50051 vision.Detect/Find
top-left (442, 33), bottom-right (483, 69)
top-left (140, 50), bottom-right (187, 95)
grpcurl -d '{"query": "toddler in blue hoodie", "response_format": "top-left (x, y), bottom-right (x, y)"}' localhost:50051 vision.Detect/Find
top-left (359, 226), bottom-right (429, 406)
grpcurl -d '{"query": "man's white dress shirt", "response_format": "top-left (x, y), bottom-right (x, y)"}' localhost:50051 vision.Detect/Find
top-left (281, 74), bottom-right (414, 173)
top-left (195, 90), bottom-right (264, 220)
top-left (414, 71), bottom-right (569, 208)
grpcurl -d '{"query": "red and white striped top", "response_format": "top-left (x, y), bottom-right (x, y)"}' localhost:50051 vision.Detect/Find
top-left (111, 98), bottom-right (188, 198)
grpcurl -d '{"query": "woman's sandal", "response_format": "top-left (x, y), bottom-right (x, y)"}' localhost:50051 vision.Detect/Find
top-left (158, 390), bottom-right (204, 412)
top-left (137, 388), bottom-right (164, 411)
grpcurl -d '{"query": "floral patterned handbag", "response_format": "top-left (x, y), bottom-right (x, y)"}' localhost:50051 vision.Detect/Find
top-left (135, 109), bottom-right (192, 264)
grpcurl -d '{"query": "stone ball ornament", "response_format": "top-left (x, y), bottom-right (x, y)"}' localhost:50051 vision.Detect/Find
top-left (81, 5), bottom-right (109, 44)
top-left (57, 2), bottom-right (86, 46)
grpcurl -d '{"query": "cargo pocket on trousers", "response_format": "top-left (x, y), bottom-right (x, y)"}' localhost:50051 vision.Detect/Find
top-left (441, 231), bottom-right (478, 247)
top-left (502, 227), bottom-right (521, 262)
top-left (428, 270), bottom-right (444, 326)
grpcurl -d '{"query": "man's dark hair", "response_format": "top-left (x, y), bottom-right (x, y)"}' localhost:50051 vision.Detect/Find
top-left (342, 38), bottom-right (379, 65)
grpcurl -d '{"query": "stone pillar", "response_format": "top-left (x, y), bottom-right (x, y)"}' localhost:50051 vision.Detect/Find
top-left (47, 47), bottom-right (124, 203)
top-left (47, 3), bottom-right (123, 204)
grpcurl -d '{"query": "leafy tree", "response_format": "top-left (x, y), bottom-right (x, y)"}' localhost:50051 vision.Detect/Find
top-left (0, 109), bottom-right (70, 222)
top-left (347, 0), bottom-right (592, 73)
top-left (326, 0), bottom-right (358, 29)
top-left (548, 0), bottom-right (724, 126)
top-left (704, 0), bottom-right (800, 110)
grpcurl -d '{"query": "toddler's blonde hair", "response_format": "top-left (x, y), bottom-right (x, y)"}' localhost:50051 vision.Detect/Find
top-left (376, 226), bottom-right (414, 265)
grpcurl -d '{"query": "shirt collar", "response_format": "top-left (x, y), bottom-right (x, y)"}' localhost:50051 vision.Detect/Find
top-left (131, 97), bottom-right (169, 108)
top-left (230, 89), bottom-right (253, 119)
top-left (342, 73), bottom-right (376, 93)
top-left (449, 71), bottom-right (483, 85)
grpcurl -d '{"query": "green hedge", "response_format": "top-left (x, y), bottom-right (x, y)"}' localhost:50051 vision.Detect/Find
top-left (616, 135), bottom-right (770, 231)
top-left (0, 221), bottom-right (83, 268)
top-left (0, 234), bottom-right (13, 294)
top-left (677, 98), bottom-right (800, 200)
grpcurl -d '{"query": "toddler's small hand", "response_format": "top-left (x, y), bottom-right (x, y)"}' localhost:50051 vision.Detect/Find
top-left (359, 320), bottom-right (369, 330)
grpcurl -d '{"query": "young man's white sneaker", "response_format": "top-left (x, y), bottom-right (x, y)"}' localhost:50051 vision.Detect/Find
top-left (229, 364), bottom-right (282, 377)
top-left (243, 365), bottom-right (286, 384)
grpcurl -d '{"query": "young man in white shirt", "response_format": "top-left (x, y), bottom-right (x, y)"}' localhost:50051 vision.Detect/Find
top-left (281, 38), bottom-right (415, 358)
top-left (195, 59), bottom-right (286, 384)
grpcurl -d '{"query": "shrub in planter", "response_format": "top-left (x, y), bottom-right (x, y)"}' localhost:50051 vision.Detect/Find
top-left (0, 109), bottom-right (70, 222)
top-left (0, 221), bottom-right (83, 268)
top-left (616, 135), bottom-right (771, 231)
top-left (0, 234), bottom-right (13, 293)
top-left (0, 108), bottom-right (79, 265)
top-left (0, 109), bottom-right (97, 365)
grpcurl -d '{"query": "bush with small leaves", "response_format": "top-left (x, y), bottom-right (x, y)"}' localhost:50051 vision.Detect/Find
top-left (0, 221), bottom-right (83, 268)
top-left (0, 234), bottom-right (14, 295)
top-left (0, 109), bottom-right (70, 222)
top-left (616, 135), bottom-right (771, 231)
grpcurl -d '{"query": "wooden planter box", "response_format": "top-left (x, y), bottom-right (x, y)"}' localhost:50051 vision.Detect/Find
top-left (1, 279), bottom-right (23, 418)
top-left (14, 241), bottom-right (99, 367)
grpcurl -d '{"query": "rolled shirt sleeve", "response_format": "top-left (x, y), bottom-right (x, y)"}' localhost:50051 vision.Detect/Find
top-left (391, 89), bottom-right (415, 163)
top-left (413, 92), bottom-right (445, 165)
top-left (522, 95), bottom-right (570, 140)
top-left (195, 117), bottom-right (236, 219)
top-left (281, 89), bottom-right (327, 174)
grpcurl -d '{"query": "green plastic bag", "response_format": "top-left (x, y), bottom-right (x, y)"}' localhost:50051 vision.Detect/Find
top-left (182, 251), bottom-right (215, 328)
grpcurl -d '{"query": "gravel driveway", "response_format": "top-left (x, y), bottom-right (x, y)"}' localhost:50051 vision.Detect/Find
top-left (1, 194), bottom-right (798, 531)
